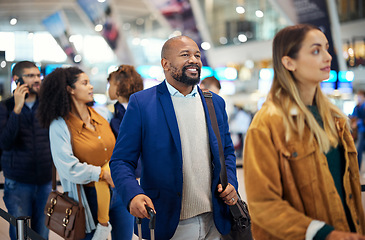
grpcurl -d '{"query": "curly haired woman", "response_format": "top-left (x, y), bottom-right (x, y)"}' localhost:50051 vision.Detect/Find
top-left (37, 67), bottom-right (130, 240)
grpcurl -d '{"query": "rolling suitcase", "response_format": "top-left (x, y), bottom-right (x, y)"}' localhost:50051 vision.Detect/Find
top-left (136, 205), bottom-right (156, 240)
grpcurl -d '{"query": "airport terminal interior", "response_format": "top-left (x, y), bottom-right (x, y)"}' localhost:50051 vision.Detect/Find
top-left (1, 0), bottom-right (365, 239)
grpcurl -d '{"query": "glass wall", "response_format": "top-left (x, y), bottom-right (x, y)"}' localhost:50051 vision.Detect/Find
top-left (198, 0), bottom-right (288, 47)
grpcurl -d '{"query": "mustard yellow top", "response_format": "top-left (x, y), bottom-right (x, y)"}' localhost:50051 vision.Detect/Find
top-left (65, 107), bottom-right (116, 168)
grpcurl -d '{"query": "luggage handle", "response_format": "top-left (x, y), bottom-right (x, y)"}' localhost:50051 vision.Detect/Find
top-left (136, 205), bottom-right (156, 240)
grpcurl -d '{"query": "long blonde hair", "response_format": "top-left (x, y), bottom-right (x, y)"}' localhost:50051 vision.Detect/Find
top-left (270, 24), bottom-right (348, 153)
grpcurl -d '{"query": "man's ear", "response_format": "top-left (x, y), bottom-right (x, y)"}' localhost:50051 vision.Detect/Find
top-left (66, 86), bottom-right (74, 95)
top-left (281, 56), bottom-right (296, 72)
top-left (161, 58), bottom-right (169, 72)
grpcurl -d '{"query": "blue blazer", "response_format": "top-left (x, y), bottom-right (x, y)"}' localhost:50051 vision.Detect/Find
top-left (110, 81), bottom-right (238, 239)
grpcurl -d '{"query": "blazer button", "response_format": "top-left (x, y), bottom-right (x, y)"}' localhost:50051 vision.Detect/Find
top-left (292, 152), bottom-right (298, 158)
top-left (177, 192), bottom-right (181, 197)
top-left (349, 193), bottom-right (353, 199)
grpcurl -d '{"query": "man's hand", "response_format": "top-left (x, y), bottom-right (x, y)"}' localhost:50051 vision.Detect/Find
top-left (129, 194), bottom-right (155, 219)
top-left (217, 183), bottom-right (238, 205)
top-left (13, 83), bottom-right (29, 114)
top-left (326, 230), bottom-right (365, 240)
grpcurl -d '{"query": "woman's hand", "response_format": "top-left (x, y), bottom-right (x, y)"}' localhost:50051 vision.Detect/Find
top-left (217, 183), bottom-right (238, 205)
top-left (326, 230), bottom-right (365, 240)
top-left (100, 163), bottom-right (115, 188)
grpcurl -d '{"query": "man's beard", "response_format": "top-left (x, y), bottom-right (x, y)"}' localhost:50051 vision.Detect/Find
top-left (28, 85), bottom-right (38, 95)
top-left (171, 65), bottom-right (201, 86)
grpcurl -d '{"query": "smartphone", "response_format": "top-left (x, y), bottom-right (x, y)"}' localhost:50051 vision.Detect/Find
top-left (15, 77), bottom-right (25, 86)
top-left (15, 77), bottom-right (29, 99)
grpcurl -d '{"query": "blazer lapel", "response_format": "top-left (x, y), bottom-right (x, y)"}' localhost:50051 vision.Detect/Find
top-left (157, 81), bottom-right (182, 158)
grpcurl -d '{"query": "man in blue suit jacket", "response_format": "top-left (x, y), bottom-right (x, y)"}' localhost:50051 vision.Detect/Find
top-left (110, 36), bottom-right (238, 239)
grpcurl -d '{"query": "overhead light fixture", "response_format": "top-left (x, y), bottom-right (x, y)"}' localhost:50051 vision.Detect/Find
top-left (255, 10), bottom-right (264, 18)
top-left (10, 17), bottom-right (17, 25)
top-left (238, 34), bottom-right (247, 43)
top-left (201, 42), bottom-right (211, 50)
top-left (236, 6), bottom-right (245, 14)
top-left (95, 24), bottom-right (103, 32)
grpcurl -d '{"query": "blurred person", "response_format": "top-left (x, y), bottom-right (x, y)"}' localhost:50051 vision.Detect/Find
top-left (200, 76), bottom-right (221, 94)
top-left (351, 90), bottom-right (365, 170)
top-left (37, 67), bottom-right (129, 240)
top-left (229, 104), bottom-right (252, 158)
top-left (106, 64), bottom-right (144, 238)
top-left (110, 36), bottom-right (238, 239)
top-left (244, 24), bottom-right (365, 240)
top-left (107, 65), bottom-right (144, 137)
top-left (0, 61), bottom-right (52, 240)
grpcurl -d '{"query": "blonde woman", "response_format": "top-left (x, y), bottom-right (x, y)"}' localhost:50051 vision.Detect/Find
top-left (244, 24), bottom-right (365, 240)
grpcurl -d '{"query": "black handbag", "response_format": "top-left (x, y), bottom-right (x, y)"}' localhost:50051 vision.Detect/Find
top-left (203, 91), bottom-right (253, 240)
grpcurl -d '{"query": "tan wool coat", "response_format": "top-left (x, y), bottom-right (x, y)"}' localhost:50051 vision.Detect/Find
top-left (244, 102), bottom-right (365, 240)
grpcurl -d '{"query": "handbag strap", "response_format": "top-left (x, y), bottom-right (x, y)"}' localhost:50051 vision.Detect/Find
top-left (203, 91), bottom-right (228, 189)
top-left (52, 163), bottom-right (83, 207)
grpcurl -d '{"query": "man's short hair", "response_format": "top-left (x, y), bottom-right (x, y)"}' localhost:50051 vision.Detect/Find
top-left (200, 76), bottom-right (221, 90)
top-left (12, 61), bottom-right (37, 77)
top-left (161, 36), bottom-right (192, 59)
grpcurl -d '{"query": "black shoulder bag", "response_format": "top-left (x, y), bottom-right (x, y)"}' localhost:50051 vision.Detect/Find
top-left (203, 91), bottom-right (253, 240)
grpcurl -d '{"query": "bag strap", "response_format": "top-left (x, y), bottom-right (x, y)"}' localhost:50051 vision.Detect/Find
top-left (52, 164), bottom-right (83, 207)
top-left (203, 91), bottom-right (228, 189)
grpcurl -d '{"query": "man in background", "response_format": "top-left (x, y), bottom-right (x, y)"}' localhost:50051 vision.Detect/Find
top-left (0, 61), bottom-right (52, 240)
top-left (200, 76), bottom-right (221, 94)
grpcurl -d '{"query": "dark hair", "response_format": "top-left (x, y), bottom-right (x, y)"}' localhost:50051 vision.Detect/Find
top-left (37, 67), bottom-right (84, 128)
top-left (12, 61), bottom-right (38, 77)
top-left (200, 76), bottom-right (221, 90)
top-left (107, 65), bottom-right (143, 101)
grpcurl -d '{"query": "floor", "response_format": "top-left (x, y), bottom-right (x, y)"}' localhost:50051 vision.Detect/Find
top-left (0, 166), bottom-right (363, 240)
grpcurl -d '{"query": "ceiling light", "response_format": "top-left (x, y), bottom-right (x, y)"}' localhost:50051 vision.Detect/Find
top-left (236, 6), bottom-right (245, 14)
top-left (219, 37), bottom-right (228, 45)
top-left (74, 54), bottom-right (82, 63)
top-left (201, 42), bottom-right (211, 50)
top-left (255, 10), bottom-right (264, 18)
top-left (238, 34), bottom-right (247, 43)
top-left (95, 24), bottom-right (103, 32)
top-left (10, 17), bottom-right (17, 25)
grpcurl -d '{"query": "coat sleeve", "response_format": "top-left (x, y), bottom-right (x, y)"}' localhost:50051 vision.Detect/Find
top-left (110, 94), bottom-right (144, 208)
top-left (49, 118), bottom-right (101, 184)
top-left (243, 126), bottom-right (312, 239)
top-left (0, 101), bottom-right (20, 150)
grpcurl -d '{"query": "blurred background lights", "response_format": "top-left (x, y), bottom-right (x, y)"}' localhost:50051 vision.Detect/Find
top-left (27, 32), bottom-right (34, 39)
top-left (236, 6), bottom-right (245, 14)
top-left (132, 38), bottom-right (141, 45)
top-left (9, 17), bottom-right (17, 25)
top-left (94, 24), bottom-right (103, 32)
top-left (346, 71), bottom-right (355, 81)
top-left (219, 37), bottom-right (228, 45)
top-left (74, 54), bottom-right (82, 63)
top-left (141, 39), bottom-right (149, 46)
top-left (238, 34), bottom-right (247, 43)
top-left (91, 67), bottom-right (99, 75)
top-left (224, 67), bottom-right (238, 80)
top-left (201, 42), bottom-right (211, 50)
top-left (259, 68), bottom-right (274, 81)
top-left (1, 61), bottom-right (6, 68)
top-left (255, 10), bottom-right (264, 18)
top-left (93, 94), bottom-right (107, 105)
